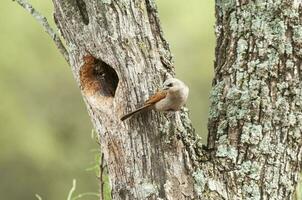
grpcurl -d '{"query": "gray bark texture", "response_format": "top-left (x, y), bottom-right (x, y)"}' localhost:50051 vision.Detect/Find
top-left (50, 0), bottom-right (302, 200)
top-left (204, 0), bottom-right (302, 199)
top-left (52, 0), bottom-right (201, 199)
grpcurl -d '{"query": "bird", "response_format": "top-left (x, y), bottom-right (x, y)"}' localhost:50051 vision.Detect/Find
top-left (121, 78), bottom-right (189, 121)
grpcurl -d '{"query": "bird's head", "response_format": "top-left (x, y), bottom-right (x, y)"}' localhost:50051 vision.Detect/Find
top-left (162, 78), bottom-right (186, 93)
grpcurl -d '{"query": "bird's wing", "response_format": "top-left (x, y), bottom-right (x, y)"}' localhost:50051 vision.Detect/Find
top-left (144, 90), bottom-right (167, 105)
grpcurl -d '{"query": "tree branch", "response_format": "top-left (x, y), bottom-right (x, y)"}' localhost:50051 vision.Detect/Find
top-left (13, 0), bottom-right (69, 63)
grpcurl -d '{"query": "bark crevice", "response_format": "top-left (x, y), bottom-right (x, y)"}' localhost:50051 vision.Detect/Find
top-left (76, 0), bottom-right (89, 25)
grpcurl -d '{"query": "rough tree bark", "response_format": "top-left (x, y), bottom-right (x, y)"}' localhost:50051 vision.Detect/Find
top-left (17, 0), bottom-right (302, 199)
top-left (203, 0), bottom-right (302, 199)
top-left (52, 0), bottom-right (200, 199)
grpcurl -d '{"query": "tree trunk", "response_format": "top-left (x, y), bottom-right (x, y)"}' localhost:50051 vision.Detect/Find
top-left (51, 0), bottom-right (302, 199)
top-left (203, 0), bottom-right (302, 199)
top-left (52, 0), bottom-right (201, 199)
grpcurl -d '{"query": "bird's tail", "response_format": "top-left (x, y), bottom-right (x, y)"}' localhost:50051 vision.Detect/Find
top-left (121, 105), bottom-right (151, 121)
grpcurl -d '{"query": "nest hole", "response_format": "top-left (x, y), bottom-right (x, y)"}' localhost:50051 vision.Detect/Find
top-left (80, 54), bottom-right (119, 97)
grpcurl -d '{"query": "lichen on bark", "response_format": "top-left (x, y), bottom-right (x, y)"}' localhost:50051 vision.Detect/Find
top-left (204, 0), bottom-right (302, 199)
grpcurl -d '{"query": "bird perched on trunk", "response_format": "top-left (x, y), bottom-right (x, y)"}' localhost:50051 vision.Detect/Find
top-left (121, 78), bottom-right (189, 121)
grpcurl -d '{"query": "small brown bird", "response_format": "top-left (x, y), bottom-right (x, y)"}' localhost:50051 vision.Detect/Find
top-left (121, 78), bottom-right (189, 121)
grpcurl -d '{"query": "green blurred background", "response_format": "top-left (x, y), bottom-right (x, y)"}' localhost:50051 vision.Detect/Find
top-left (0, 1), bottom-right (214, 199)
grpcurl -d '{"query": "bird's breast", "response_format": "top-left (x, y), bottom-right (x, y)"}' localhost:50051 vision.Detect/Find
top-left (154, 89), bottom-right (188, 111)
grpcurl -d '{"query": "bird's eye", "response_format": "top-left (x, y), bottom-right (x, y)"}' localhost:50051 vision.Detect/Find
top-left (167, 83), bottom-right (173, 87)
